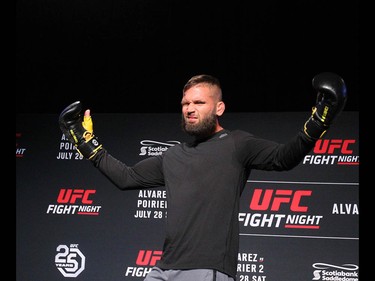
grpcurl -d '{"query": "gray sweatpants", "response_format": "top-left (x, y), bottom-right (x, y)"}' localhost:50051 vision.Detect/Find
top-left (144, 267), bottom-right (235, 281)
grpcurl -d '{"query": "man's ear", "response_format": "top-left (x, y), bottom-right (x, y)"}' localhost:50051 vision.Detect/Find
top-left (216, 101), bottom-right (225, 116)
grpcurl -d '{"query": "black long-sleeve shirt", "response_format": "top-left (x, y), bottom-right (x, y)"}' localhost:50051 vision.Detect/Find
top-left (91, 129), bottom-right (315, 279)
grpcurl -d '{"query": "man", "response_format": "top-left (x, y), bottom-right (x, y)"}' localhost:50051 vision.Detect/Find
top-left (59, 73), bottom-right (347, 281)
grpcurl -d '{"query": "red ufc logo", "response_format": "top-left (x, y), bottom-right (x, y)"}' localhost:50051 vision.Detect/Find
top-left (136, 250), bottom-right (162, 266)
top-left (249, 189), bottom-right (312, 212)
top-left (313, 139), bottom-right (355, 154)
top-left (57, 189), bottom-right (96, 204)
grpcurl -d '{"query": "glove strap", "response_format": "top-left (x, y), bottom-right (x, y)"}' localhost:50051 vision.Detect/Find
top-left (77, 136), bottom-right (103, 159)
top-left (303, 115), bottom-right (328, 140)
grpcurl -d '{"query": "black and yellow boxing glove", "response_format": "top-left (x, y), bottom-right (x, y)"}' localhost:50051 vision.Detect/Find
top-left (304, 72), bottom-right (348, 140)
top-left (59, 101), bottom-right (102, 159)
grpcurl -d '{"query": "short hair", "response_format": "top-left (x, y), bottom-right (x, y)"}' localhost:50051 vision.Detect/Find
top-left (183, 74), bottom-right (222, 100)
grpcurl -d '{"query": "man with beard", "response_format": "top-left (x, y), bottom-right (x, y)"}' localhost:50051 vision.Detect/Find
top-left (59, 73), bottom-right (347, 281)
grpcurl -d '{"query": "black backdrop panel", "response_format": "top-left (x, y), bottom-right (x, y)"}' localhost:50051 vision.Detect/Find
top-left (16, 112), bottom-right (359, 281)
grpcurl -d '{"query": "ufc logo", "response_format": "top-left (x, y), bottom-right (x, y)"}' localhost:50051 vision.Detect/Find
top-left (136, 250), bottom-right (162, 266)
top-left (57, 189), bottom-right (96, 204)
top-left (313, 139), bottom-right (355, 154)
top-left (250, 189), bottom-right (312, 212)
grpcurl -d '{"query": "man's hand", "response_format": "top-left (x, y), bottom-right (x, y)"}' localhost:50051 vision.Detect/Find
top-left (304, 72), bottom-right (348, 140)
top-left (59, 101), bottom-right (102, 159)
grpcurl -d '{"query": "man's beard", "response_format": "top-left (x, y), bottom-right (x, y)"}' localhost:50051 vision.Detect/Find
top-left (181, 112), bottom-right (217, 139)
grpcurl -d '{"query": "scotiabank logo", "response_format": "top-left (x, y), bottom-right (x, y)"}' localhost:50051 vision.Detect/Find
top-left (139, 140), bottom-right (180, 157)
top-left (312, 263), bottom-right (359, 280)
top-left (125, 250), bottom-right (163, 278)
top-left (303, 139), bottom-right (359, 165)
top-left (239, 188), bottom-right (322, 229)
top-left (46, 188), bottom-right (102, 216)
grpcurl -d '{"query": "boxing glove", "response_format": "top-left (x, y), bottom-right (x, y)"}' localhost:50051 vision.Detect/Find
top-left (304, 72), bottom-right (348, 140)
top-left (59, 101), bottom-right (102, 159)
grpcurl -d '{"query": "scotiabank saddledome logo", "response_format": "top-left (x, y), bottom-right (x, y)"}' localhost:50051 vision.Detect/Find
top-left (303, 139), bottom-right (359, 166)
top-left (312, 263), bottom-right (359, 280)
top-left (139, 140), bottom-right (180, 157)
top-left (46, 188), bottom-right (102, 216)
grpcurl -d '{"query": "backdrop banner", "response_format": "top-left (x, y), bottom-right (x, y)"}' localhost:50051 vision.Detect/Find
top-left (16, 111), bottom-right (359, 281)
